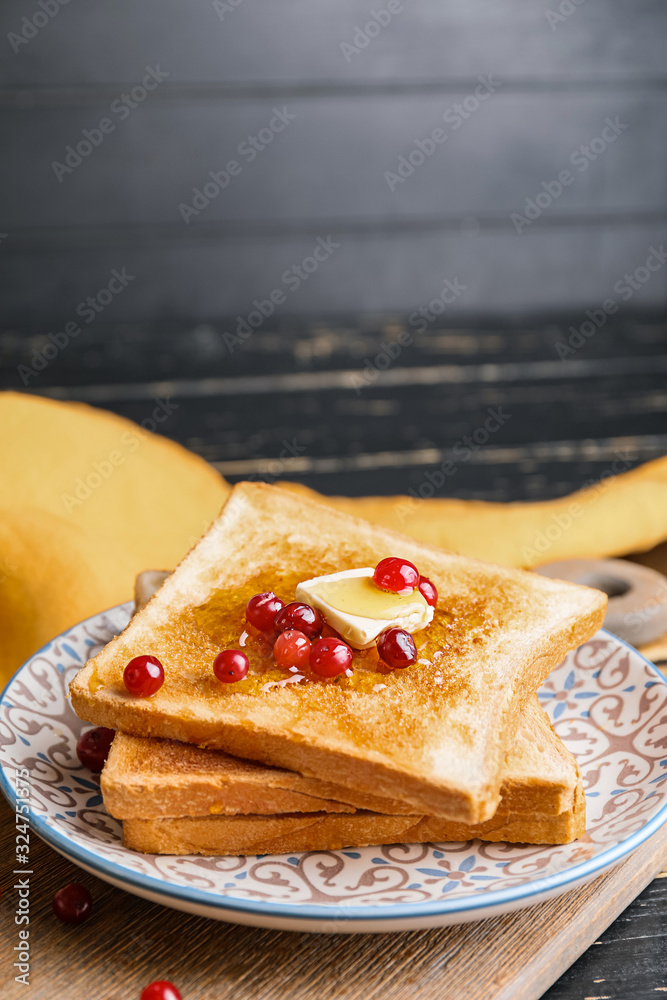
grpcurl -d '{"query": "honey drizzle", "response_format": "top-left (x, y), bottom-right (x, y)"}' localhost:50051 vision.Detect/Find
top-left (90, 571), bottom-right (499, 702)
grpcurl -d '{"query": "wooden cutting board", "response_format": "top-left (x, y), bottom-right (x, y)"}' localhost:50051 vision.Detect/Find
top-left (1, 791), bottom-right (666, 1000)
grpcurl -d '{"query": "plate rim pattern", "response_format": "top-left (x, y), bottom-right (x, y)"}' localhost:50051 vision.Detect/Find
top-left (1, 607), bottom-right (666, 926)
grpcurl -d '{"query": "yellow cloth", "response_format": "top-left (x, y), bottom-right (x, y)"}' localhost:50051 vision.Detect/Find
top-left (0, 392), bottom-right (229, 685)
top-left (3, 391), bottom-right (667, 687)
top-left (286, 455), bottom-right (667, 568)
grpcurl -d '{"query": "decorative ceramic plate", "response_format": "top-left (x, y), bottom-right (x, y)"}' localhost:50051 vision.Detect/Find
top-left (2, 606), bottom-right (667, 933)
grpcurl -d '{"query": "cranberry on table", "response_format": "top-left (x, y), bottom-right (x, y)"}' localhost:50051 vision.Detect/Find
top-left (377, 628), bottom-right (418, 669)
top-left (245, 591), bottom-right (285, 632)
top-left (140, 983), bottom-right (182, 1000)
top-left (213, 649), bottom-right (249, 683)
top-left (309, 637), bottom-right (353, 677)
top-left (76, 726), bottom-right (115, 772)
top-left (373, 557), bottom-right (419, 596)
top-left (418, 576), bottom-right (438, 608)
top-left (274, 629), bottom-right (311, 670)
top-left (52, 883), bottom-right (93, 924)
top-left (124, 655), bottom-right (164, 697)
top-left (275, 602), bottom-right (323, 639)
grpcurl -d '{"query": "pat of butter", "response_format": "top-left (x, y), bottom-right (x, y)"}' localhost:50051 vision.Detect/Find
top-left (295, 567), bottom-right (433, 649)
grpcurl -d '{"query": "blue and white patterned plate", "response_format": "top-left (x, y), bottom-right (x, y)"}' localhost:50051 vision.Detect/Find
top-left (2, 606), bottom-right (667, 933)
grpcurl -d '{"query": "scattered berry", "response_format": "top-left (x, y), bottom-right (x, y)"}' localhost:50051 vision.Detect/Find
top-left (377, 628), bottom-right (417, 669)
top-left (418, 576), bottom-right (438, 608)
top-left (245, 592), bottom-right (285, 632)
top-left (76, 727), bottom-right (115, 773)
top-left (124, 655), bottom-right (164, 697)
top-left (213, 649), bottom-right (249, 684)
top-left (52, 883), bottom-right (93, 924)
top-left (274, 630), bottom-right (311, 670)
top-left (140, 983), bottom-right (182, 1000)
top-left (275, 602), bottom-right (323, 639)
top-left (309, 637), bottom-right (353, 677)
top-left (373, 558), bottom-right (419, 597)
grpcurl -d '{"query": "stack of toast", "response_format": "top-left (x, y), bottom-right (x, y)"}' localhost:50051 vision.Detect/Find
top-left (70, 483), bottom-right (607, 855)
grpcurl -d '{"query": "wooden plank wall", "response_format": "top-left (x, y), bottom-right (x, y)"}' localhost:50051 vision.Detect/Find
top-left (0, 0), bottom-right (665, 500)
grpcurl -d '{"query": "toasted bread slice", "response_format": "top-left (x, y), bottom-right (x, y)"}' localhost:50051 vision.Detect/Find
top-left (103, 698), bottom-right (578, 820)
top-left (122, 782), bottom-right (586, 855)
top-left (102, 734), bottom-right (355, 818)
top-left (118, 706), bottom-right (586, 853)
top-left (70, 483), bottom-right (606, 823)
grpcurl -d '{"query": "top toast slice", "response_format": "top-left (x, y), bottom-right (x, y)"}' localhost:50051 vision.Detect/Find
top-left (70, 482), bottom-right (606, 823)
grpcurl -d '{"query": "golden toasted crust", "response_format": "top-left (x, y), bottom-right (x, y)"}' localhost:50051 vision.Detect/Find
top-left (102, 735), bottom-right (355, 818)
top-left (103, 699), bottom-right (578, 820)
top-left (496, 698), bottom-right (579, 816)
top-left (71, 483), bottom-right (606, 824)
top-left (122, 781), bottom-right (586, 854)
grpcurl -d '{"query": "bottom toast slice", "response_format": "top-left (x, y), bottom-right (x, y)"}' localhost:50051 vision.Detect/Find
top-left (102, 697), bottom-right (579, 820)
top-left (122, 783), bottom-right (585, 854)
top-left (103, 698), bottom-right (585, 852)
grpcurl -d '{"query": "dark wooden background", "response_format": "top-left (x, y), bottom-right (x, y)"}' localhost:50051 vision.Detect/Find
top-left (1, 0), bottom-right (666, 503)
top-left (1, 1), bottom-right (666, 995)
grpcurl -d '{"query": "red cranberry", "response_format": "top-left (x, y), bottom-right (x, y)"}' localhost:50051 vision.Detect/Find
top-left (52, 883), bottom-right (93, 924)
top-left (213, 649), bottom-right (249, 683)
top-left (141, 983), bottom-right (182, 1000)
top-left (245, 592), bottom-right (285, 632)
top-left (124, 655), bottom-right (164, 697)
top-left (76, 727), bottom-right (115, 773)
top-left (377, 628), bottom-right (417, 669)
top-left (309, 637), bottom-right (353, 677)
top-left (418, 576), bottom-right (438, 608)
top-left (373, 557), bottom-right (419, 596)
top-left (275, 602), bottom-right (323, 639)
top-left (274, 630), bottom-right (311, 670)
